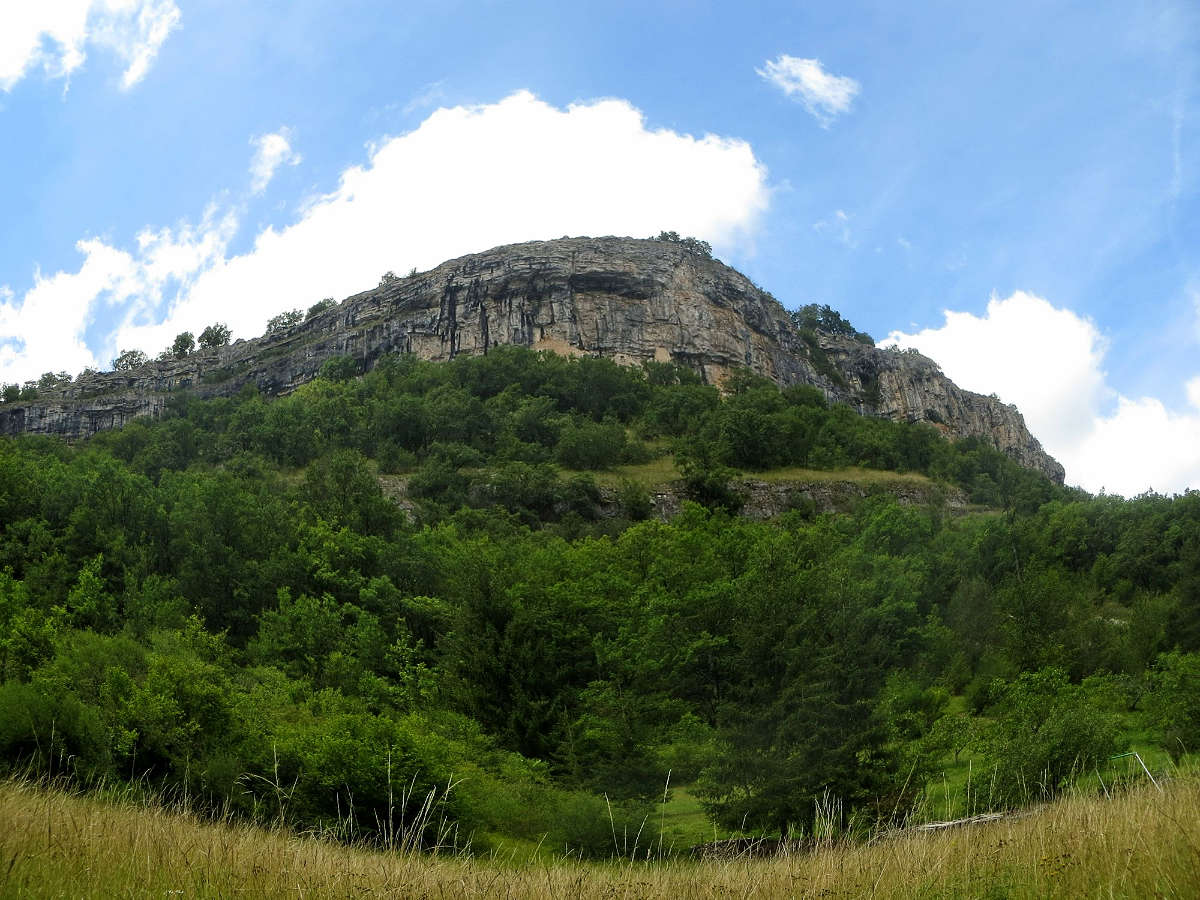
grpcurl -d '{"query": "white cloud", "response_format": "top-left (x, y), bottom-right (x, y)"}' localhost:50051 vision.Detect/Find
top-left (813, 209), bottom-right (855, 247)
top-left (115, 91), bottom-right (769, 352)
top-left (0, 0), bottom-right (180, 92)
top-left (249, 128), bottom-right (302, 194)
top-left (757, 55), bottom-right (860, 126)
top-left (885, 292), bottom-right (1200, 496)
top-left (0, 210), bottom-right (235, 384)
top-left (1, 91), bottom-right (769, 385)
top-left (0, 240), bottom-right (140, 381)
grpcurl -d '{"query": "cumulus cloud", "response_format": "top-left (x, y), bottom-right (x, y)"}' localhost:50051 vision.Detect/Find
top-left (757, 55), bottom-right (860, 126)
top-left (885, 292), bottom-right (1200, 496)
top-left (249, 128), bottom-right (302, 194)
top-left (0, 240), bottom-right (140, 380)
top-left (0, 210), bottom-right (236, 383)
top-left (1, 91), bottom-right (769, 384)
top-left (113, 91), bottom-right (769, 352)
top-left (0, 0), bottom-right (181, 92)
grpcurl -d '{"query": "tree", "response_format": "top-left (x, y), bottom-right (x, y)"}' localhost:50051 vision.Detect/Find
top-left (318, 355), bottom-right (360, 382)
top-left (113, 349), bottom-right (149, 371)
top-left (170, 332), bottom-right (195, 359)
top-left (790, 304), bottom-right (874, 345)
top-left (306, 298), bottom-right (336, 320)
top-left (266, 310), bottom-right (303, 334)
top-left (650, 231), bottom-right (712, 257)
top-left (981, 668), bottom-right (1119, 807)
top-left (37, 372), bottom-right (72, 390)
top-left (697, 532), bottom-right (922, 836)
top-left (198, 323), bottom-right (231, 349)
top-left (379, 271), bottom-right (400, 287)
top-left (1147, 652), bottom-right (1200, 760)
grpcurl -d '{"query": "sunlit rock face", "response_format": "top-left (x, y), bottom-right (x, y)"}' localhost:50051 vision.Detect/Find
top-left (0, 236), bottom-right (1063, 482)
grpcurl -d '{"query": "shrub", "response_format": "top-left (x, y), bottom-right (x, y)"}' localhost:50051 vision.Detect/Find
top-left (306, 298), bottom-right (336, 320)
top-left (982, 668), bottom-right (1119, 807)
top-left (1147, 651), bottom-right (1200, 760)
top-left (265, 310), bottom-right (303, 334)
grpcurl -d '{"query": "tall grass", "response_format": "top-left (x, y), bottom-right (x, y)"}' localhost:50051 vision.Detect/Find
top-left (2, 771), bottom-right (1199, 898)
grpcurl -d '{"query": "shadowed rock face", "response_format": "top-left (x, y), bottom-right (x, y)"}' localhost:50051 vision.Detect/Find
top-left (0, 236), bottom-right (1065, 482)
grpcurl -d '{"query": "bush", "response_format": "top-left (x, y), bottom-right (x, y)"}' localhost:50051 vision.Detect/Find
top-left (555, 418), bottom-right (626, 470)
top-left (617, 479), bottom-right (653, 521)
top-left (266, 310), bottom-right (303, 334)
top-left (982, 668), bottom-right (1119, 807)
top-left (1147, 651), bottom-right (1200, 759)
top-left (319, 355), bottom-right (360, 382)
top-left (306, 298), bottom-right (336, 320)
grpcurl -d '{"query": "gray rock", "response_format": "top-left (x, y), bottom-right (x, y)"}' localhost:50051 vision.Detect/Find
top-left (0, 236), bottom-right (1064, 482)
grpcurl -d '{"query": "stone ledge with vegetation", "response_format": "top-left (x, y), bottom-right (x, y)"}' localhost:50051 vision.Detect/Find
top-left (0, 236), bottom-right (1063, 482)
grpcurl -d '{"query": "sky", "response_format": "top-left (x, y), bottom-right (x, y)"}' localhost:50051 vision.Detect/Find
top-left (0, 0), bottom-right (1197, 496)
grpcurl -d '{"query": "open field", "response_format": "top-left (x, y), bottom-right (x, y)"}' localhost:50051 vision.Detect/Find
top-left (2, 774), bottom-right (1198, 898)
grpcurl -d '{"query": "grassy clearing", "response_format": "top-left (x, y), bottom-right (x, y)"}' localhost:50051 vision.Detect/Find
top-left (658, 786), bottom-right (720, 850)
top-left (748, 466), bottom-right (935, 487)
top-left (570, 460), bottom-right (937, 492)
top-left (566, 456), bottom-right (681, 487)
top-left (3, 774), bottom-right (1199, 898)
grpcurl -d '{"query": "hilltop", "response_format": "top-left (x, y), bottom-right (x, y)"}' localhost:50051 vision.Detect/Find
top-left (0, 236), bottom-right (1063, 482)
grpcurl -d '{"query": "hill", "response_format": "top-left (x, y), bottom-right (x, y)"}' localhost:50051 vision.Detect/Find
top-left (1, 247), bottom-right (1197, 868)
top-left (0, 235), bottom-right (1063, 482)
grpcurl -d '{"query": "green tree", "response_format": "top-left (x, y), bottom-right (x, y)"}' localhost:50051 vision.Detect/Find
top-left (981, 668), bottom-right (1119, 807)
top-left (265, 309), bottom-right (303, 333)
top-left (318, 355), bottom-right (360, 382)
top-left (112, 349), bottom-right (149, 371)
top-left (198, 323), bottom-right (231, 349)
top-left (306, 298), bottom-right (336, 319)
top-left (1146, 651), bottom-right (1200, 760)
top-left (170, 332), bottom-right (195, 359)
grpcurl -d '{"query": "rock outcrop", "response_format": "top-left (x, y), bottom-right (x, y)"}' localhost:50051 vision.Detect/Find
top-left (0, 236), bottom-right (1064, 482)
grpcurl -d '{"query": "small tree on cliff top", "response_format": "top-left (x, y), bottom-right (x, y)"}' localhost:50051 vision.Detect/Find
top-left (198, 323), bottom-right (231, 349)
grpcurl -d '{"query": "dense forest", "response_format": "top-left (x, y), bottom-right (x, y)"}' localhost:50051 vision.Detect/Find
top-left (1, 345), bottom-right (1198, 855)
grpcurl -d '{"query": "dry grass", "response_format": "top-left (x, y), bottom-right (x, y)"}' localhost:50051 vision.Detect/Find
top-left (3, 776), bottom-right (1199, 898)
top-left (572, 460), bottom-right (936, 493)
top-left (748, 466), bottom-right (934, 488)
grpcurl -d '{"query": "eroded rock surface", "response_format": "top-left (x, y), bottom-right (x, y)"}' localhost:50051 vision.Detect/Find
top-left (0, 236), bottom-right (1064, 482)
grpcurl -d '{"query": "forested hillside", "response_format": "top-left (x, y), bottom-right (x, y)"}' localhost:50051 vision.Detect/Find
top-left (1, 346), bottom-right (1197, 854)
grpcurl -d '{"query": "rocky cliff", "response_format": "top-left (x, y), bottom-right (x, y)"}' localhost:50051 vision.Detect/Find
top-left (0, 236), bottom-right (1064, 482)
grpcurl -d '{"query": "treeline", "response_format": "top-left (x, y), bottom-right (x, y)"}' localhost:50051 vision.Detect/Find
top-left (66, 345), bottom-right (1058, 517)
top-left (0, 347), bottom-right (1198, 851)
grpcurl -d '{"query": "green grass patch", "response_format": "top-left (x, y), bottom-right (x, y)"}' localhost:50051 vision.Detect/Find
top-left (561, 456), bottom-right (682, 488)
top-left (656, 786), bottom-right (723, 850)
top-left (749, 465), bottom-right (936, 487)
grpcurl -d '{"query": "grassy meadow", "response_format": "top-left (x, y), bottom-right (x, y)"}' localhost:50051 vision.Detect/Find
top-left (2, 773), bottom-right (1198, 899)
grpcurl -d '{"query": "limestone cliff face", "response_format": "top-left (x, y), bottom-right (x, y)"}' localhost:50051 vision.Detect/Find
top-left (0, 236), bottom-right (1064, 482)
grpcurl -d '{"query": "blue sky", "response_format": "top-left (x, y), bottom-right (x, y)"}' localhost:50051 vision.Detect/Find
top-left (1, 0), bottom-right (1197, 494)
